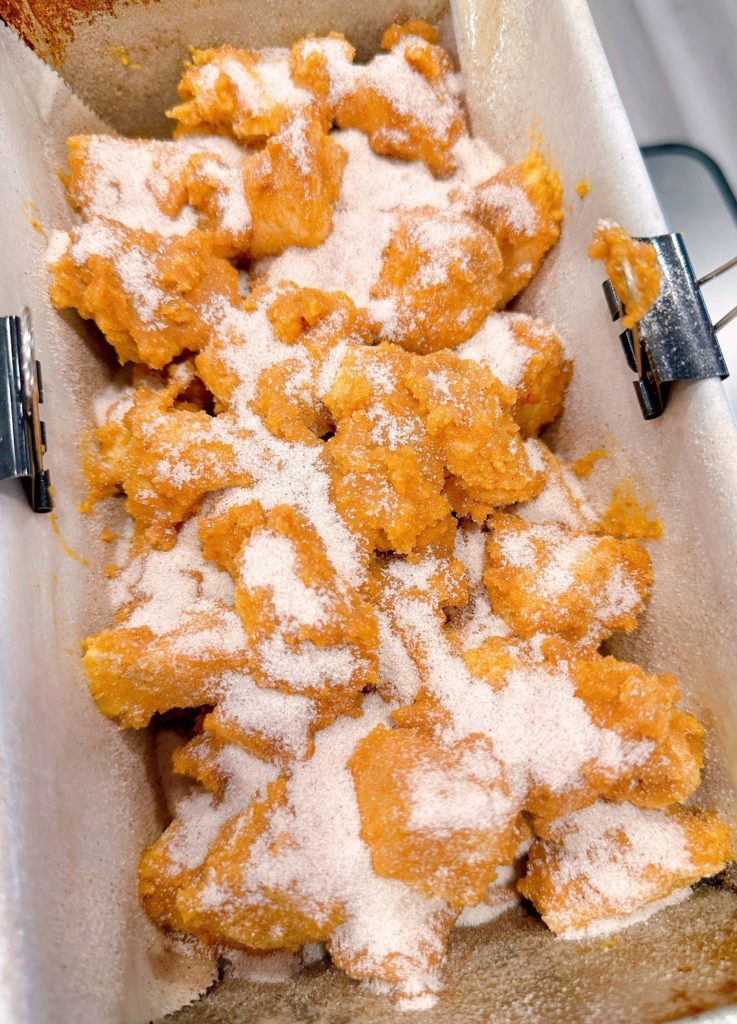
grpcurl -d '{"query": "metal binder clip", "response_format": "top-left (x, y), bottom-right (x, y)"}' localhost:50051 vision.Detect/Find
top-left (601, 233), bottom-right (731, 419)
top-left (0, 309), bottom-right (52, 511)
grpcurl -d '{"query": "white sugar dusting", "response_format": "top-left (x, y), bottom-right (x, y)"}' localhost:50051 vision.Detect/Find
top-left (196, 695), bottom-right (451, 1000)
top-left (72, 136), bottom-right (198, 237)
top-left (515, 440), bottom-right (596, 531)
top-left (215, 670), bottom-right (318, 761)
top-left (166, 742), bottom-right (278, 871)
top-left (256, 127), bottom-right (502, 312)
top-left (240, 531), bottom-right (327, 627)
top-left (407, 745), bottom-right (513, 837)
top-left (456, 313), bottom-right (531, 389)
top-left (544, 802), bottom-right (696, 937)
top-left (476, 181), bottom-right (538, 235)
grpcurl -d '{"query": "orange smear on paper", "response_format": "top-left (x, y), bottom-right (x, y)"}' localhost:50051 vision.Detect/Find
top-left (575, 180), bottom-right (590, 199)
top-left (22, 201), bottom-right (47, 239)
top-left (571, 448), bottom-right (609, 479)
top-left (110, 45), bottom-right (141, 70)
top-left (50, 511), bottom-right (90, 567)
top-left (599, 483), bottom-right (663, 541)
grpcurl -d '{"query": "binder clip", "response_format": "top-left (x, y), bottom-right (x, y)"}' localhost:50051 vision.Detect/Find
top-left (0, 309), bottom-right (52, 511)
top-left (601, 233), bottom-right (732, 419)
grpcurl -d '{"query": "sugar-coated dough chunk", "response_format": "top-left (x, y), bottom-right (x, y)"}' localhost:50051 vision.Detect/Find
top-left (49, 220), bottom-right (241, 369)
top-left (518, 802), bottom-right (732, 937)
top-left (350, 725), bottom-right (524, 907)
top-left (289, 32), bottom-right (356, 107)
top-left (406, 349), bottom-right (544, 511)
top-left (243, 114), bottom-right (347, 256)
top-left (459, 641), bottom-right (696, 826)
top-left (325, 343), bottom-right (451, 553)
top-left (87, 372), bottom-right (252, 548)
top-left (371, 207), bottom-right (503, 353)
top-left (199, 501), bottom-right (377, 714)
top-left (513, 439), bottom-right (595, 531)
top-left (181, 144), bottom-right (253, 257)
top-left (83, 518), bottom-right (253, 727)
top-left (457, 312), bottom-right (572, 436)
top-left (140, 733), bottom-right (278, 930)
top-left (484, 513), bottom-right (653, 644)
top-left (253, 282), bottom-right (375, 444)
top-left (66, 134), bottom-right (254, 258)
top-left (168, 45), bottom-right (314, 141)
top-left (458, 148), bottom-right (563, 306)
top-left (201, 673), bottom-right (328, 765)
top-left (84, 610), bottom-right (245, 728)
top-left (336, 27), bottom-right (465, 178)
top-left (66, 135), bottom-right (196, 237)
top-left (178, 775), bottom-right (346, 949)
top-left (195, 280), bottom-right (373, 441)
top-left (174, 697), bottom-right (457, 1003)
top-left (292, 21), bottom-right (466, 177)
top-left (560, 652), bottom-right (703, 821)
top-left (324, 343), bottom-right (541, 553)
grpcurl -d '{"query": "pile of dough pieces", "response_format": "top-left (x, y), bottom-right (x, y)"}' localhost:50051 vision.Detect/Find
top-left (48, 19), bottom-right (731, 1010)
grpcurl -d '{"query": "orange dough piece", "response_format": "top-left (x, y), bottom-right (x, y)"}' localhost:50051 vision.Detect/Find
top-left (87, 375), bottom-right (252, 549)
top-left (139, 733), bottom-right (277, 931)
top-left (519, 802), bottom-right (732, 936)
top-left (83, 605), bottom-right (249, 728)
top-left (350, 725), bottom-right (524, 908)
top-left (576, 660), bottom-right (702, 810)
top-left (406, 349), bottom-right (544, 514)
top-left (66, 134), bottom-right (191, 226)
top-left (292, 21), bottom-right (466, 177)
top-left (568, 654), bottom-right (704, 819)
top-left (371, 207), bottom-right (503, 353)
top-left (337, 27), bottom-right (465, 177)
top-left (175, 699), bottom-right (457, 1004)
top-left (201, 685), bottom-right (329, 766)
top-left (66, 133), bottom-right (253, 259)
top-left (289, 32), bottom-right (356, 107)
top-left (168, 45), bottom-right (314, 141)
top-left (325, 343), bottom-right (541, 552)
top-left (457, 312), bottom-right (572, 437)
top-left (458, 639), bottom-right (700, 826)
top-left (196, 281), bottom-right (375, 443)
top-left (243, 114), bottom-right (346, 257)
top-left (198, 501), bottom-right (377, 715)
top-left (589, 220), bottom-right (662, 329)
top-left (176, 775), bottom-right (345, 949)
top-left (49, 219), bottom-right (240, 369)
top-left (180, 145), bottom-right (253, 257)
top-left (459, 148), bottom-right (564, 307)
top-left (325, 343), bottom-right (451, 554)
top-left (381, 19), bottom-right (440, 47)
top-left (484, 513), bottom-right (653, 644)
top-left (254, 283), bottom-right (376, 444)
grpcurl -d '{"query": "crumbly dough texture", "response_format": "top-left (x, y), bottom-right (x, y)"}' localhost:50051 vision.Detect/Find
top-left (48, 18), bottom-right (731, 1010)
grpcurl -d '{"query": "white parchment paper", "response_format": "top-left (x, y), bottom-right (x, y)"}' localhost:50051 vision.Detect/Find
top-left (0, 22), bottom-right (217, 1024)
